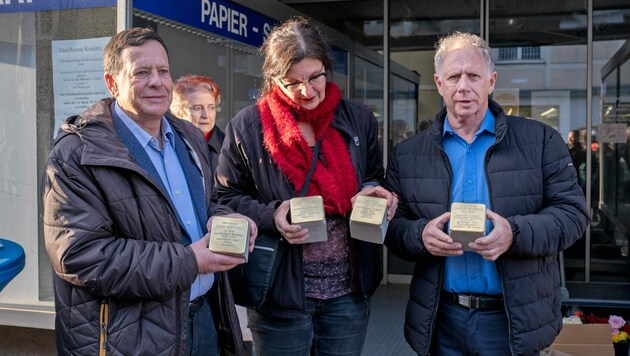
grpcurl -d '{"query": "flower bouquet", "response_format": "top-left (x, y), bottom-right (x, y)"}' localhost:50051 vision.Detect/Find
top-left (609, 315), bottom-right (630, 344)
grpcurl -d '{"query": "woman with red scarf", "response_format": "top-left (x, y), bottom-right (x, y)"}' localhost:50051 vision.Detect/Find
top-left (215, 17), bottom-right (397, 356)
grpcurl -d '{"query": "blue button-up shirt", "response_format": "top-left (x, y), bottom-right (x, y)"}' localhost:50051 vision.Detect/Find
top-left (115, 103), bottom-right (214, 300)
top-left (442, 109), bottom-right (501, 295)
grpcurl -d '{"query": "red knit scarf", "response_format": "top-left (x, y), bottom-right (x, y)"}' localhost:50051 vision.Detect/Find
top-left (258, 82), bottom-right (358, 216)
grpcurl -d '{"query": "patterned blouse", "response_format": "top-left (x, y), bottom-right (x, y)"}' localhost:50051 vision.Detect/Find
top-left (302, 216), bottom-right (358, 299)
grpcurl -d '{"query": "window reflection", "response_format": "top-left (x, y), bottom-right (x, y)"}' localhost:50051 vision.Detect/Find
top-left (353, 57), bottom-right (384, 144)
top-left (390, 74), bottom-right (417, 149)
top-left (596, 44), bottom-right (630, 279)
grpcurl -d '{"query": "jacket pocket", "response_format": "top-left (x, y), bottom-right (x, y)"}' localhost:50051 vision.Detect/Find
top-left (227, 233), bottom-right (283, 309)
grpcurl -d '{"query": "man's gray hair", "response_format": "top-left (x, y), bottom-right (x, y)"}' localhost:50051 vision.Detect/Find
top-left (434, 32), bottom-right (494, 78)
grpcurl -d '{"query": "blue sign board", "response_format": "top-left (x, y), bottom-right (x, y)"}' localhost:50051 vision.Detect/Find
top-left (134, 0), bottom-right (279, 48)
top-left (0, 0), bottom-right (115, 13)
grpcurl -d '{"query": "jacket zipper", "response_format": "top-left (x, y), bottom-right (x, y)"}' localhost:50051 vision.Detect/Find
top-left (426, 144), bottom-right (452, 352)
top-left (99, 300), bottom-right (109, 356)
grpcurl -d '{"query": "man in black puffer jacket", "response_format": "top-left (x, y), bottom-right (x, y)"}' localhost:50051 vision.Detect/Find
top-left (385, 32), bottom-right (589, 355)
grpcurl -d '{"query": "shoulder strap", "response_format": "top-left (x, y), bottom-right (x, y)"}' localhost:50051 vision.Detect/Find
top-left (299, 138), bottom-right (322, 197)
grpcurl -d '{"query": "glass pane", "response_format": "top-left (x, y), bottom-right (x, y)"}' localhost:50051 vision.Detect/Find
top-left (154, 19), bottom-right (259, 131)
top-left (353, 56), bottom-right (384, 144)
top-left (390, 74), bottom-right (417, 147)
top-left (331, 46), bottom-right (348, 96)
top-left (0, 12), bottom-right (38, 303)
top-left (231, 48), bottom-right (262, 119)
top-left (0, 7), bottom-right (117, 304)
top-left (590, 0), bottom-right (630, 286)
top-left (596, 41), bottom-right (630, 283)
top-left (522, 47), bottom-right (541, 60)
top-left (489, 3), bottom-right (590, 283)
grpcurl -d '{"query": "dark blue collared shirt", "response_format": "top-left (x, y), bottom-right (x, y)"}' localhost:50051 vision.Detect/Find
top-left (442, 109), bottom-right (501, 295)
top-left (115, 102), bottom-right (213, 300)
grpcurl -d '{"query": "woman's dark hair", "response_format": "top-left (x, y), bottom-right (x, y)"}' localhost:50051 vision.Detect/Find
top-left (259, 16), bottom-right (332, 98)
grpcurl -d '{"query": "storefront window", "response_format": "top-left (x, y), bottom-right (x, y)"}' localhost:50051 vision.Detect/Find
top-left (596, 39), bottom-right (630, 283)
top-left (0, 5), bottom-right (116, 310)
top-left (153, 20), bottom-right (260, 131)
top-left (390, 74), bottom-right (417, 147)
top-left (331, 46), bottom-right (348, 96)
top-left (489, 3), bottom-right (591, 286)
top-left (353, 56), bottom-right (384, 143)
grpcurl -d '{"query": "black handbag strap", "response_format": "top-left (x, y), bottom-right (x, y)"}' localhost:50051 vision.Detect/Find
top-left (299, 138), bottom-right (322, 197)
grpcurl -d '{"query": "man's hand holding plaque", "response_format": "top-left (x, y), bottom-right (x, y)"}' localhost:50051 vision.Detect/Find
top-left (208, 216), bottom-right (252, 262)
top-left (449, 202), bottom-right (487, 251)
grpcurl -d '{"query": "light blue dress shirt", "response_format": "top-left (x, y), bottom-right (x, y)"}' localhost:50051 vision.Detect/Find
top-left (442, 109), bottom-right (502, 295)
top-left (115, 103), bottom-right (214, 300)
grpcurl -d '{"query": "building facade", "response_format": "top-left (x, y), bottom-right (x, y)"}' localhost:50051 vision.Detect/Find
top-left (0, 0), bottom-right (628, 331)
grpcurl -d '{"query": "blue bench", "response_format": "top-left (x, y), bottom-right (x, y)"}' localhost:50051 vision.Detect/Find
top-left (0, 238), bottom-right (25, 293)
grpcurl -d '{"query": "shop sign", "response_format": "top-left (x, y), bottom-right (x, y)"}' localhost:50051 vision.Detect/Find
top-left (0, 0), bottom-right (115, 13)
top-left (134, 0), bottom-right (278, 48)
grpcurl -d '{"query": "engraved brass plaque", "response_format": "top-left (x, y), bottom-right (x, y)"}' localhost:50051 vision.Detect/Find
top-left (290, 196), bottom-right (325, 224)
top-left (449, 202), bottom-right (486, 251)
top-left (350, 195), bottom-right (388, 225)
top-left (208, 216), bottom-right (249, 260)
top-left (290, 196), bottom-right (327, 243)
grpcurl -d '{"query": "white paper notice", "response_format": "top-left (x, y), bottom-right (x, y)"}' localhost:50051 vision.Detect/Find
top-left (52, 37), bottom-right (111, 137)
top-left (598, 123), bottom-right (627, 144)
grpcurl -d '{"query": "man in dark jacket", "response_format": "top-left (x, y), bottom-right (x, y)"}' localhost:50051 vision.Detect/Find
top-left (42, 28), bottom-right (256, 356)
top-left (385, 32), bottom-right (589, 355)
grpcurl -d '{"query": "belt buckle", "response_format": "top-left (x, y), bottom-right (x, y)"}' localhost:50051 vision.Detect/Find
top-left (457, 294), bottom-right (474, 308)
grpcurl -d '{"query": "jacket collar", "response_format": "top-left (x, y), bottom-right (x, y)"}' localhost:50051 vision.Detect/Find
top-left (429, 99), bottom-right (508, 145)
top-left (57, 98), bottom-right (130, 167)
top-left (207, 127), bottom-right (225, 154)
top-left (57, 98), bottom-right (203, 169)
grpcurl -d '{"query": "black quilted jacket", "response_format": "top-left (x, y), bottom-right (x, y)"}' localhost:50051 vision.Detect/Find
top-left (42, 98), bottom-right (241, 355)
top-left (214, 98), bottom-right (384, 319)
top-left (385, 100), bottom-right (589, 355)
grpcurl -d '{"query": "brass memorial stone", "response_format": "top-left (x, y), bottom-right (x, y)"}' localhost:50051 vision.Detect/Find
top-left (349, 195), bottom-right (389, 244)
top-left (208, 216), bottom-right (250, 261)
top-left (290, 196), bottom-right (327, 243)
top-left (449, 202), bottom-right (487, 251)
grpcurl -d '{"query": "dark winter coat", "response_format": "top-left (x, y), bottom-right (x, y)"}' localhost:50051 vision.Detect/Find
top-left (215, 99), bottom-right (384, 319)
top-left (207, 127), bottom-right (225, 176)
top-left (385, 100), bottom-right (589, 355)
top-left (42, 98), bottom-right (242, 355)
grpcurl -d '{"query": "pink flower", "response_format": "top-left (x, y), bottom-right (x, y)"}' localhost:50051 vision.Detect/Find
top-left (609, 315), bottom-right (626, 331)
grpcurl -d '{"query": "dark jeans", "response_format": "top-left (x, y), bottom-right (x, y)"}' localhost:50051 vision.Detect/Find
top-left (430, 295), bottom-right (512, 356)
top-left (187, 294), bottom-right (218, 356)
top-left (247, 293), bottom-right (369, 356)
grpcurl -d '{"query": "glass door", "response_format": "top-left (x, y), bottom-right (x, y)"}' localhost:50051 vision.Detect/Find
top-left (597, 39), bottom-right (630, 284)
